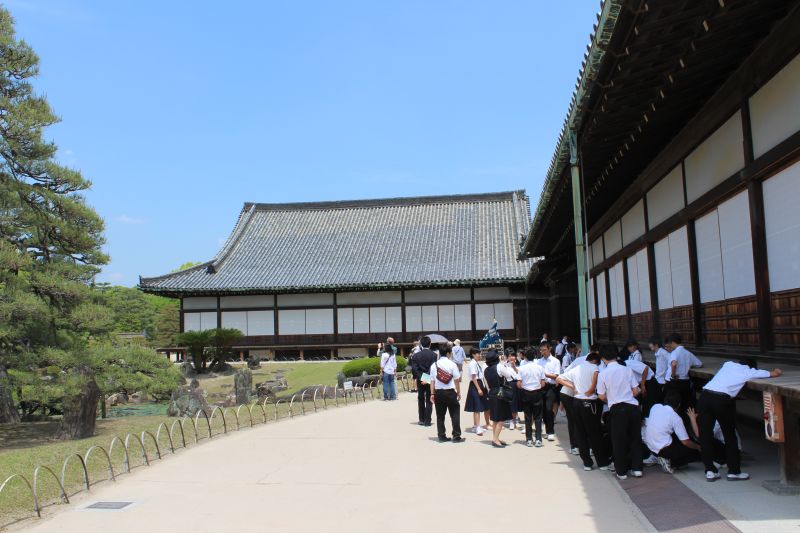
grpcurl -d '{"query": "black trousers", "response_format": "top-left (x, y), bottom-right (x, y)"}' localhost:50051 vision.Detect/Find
top-left (434, 389), bottom-right (461, 439)
top-left (698, 390), bottom-right (741, 474)
top-left (417, 379), bottom-right (432, 424)
top-left (542, 385), bottom-right (557, 434)
top-left (642, 379), bottom-right (660, 418)
top-left (657, 434), bottom-right (700, 468)
top-left (520, 389), bottom-right (544, 442)
top-left (609, 402), bottom-right (643, 476)
top-left (666, 379), bottom-right (694, 417)
top-left (562, 394), bottom-right (578, 448)
top-left (574, 398), bottom-right (609, 468)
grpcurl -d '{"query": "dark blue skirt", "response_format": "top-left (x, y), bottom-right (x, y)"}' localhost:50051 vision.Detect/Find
top-left (464, 381), bottom-right (488, 412)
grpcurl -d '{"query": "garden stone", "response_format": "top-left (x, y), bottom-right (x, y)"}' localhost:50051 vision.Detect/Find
top-left (234, 368), bottom-right (253, 405)
top-left (167, 386), bottom-right (210, 417)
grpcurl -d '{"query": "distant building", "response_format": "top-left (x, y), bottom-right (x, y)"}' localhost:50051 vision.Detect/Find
top-left (140, 191), bottom-right (533, 359)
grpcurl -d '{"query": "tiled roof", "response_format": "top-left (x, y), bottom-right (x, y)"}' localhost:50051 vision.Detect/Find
top-left (140, 191), bottom-right (532, 295)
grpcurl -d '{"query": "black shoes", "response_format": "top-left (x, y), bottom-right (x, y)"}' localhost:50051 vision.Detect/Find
top-left (452, 437), bottom-right (465, 443)
top-left (438, 436), bottom-right (452, 442)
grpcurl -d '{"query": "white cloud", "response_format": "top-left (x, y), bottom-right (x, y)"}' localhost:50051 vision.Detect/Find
top-left (116, 214), bottom-right (146, 225)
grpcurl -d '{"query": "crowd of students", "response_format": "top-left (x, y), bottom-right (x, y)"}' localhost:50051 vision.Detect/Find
top-left (395, 333), bottom-right (782, 483)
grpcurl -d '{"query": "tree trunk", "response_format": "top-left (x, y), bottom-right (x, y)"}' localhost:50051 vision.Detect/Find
top-left (0, 365), bottom-right (21, 424)
top-left (58, 366), bottom-right (101, 439)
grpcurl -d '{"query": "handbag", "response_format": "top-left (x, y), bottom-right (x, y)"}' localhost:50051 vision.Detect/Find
top-left (496, 377), bottom-right (515, 403)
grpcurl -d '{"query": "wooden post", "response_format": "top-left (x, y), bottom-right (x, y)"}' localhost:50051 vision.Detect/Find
top-left (686, 221), bottom-right (703, 347)
top-left (647, 242), bottom-right (661, 339)
top-left (622, 257), bottom-right (633, 341)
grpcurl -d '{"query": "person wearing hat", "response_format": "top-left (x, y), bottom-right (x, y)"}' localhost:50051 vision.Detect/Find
top-left (452, 339), bottom-right (466, 382)
top-left (484, 350), bottom-right (519, 448)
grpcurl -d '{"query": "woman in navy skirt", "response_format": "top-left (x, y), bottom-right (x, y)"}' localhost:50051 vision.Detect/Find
top-left (464, 348), bottom-right (490, 435)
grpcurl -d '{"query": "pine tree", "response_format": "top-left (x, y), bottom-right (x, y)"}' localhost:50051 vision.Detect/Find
top-left (0, 7), bottom-right (107, 431)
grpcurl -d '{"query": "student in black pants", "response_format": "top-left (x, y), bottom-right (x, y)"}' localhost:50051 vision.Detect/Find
top-left (597, 343), bottom-right (644, 480)
top-left (429, 344), bottom-right (463, 443)
top-left (536, 341), bottom-right (562, 441)
top-left (411, 336), bottom-right (437, 426)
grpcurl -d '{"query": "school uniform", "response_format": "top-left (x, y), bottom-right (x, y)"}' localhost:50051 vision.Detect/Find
top-left (485, 363), bottom-right (518, 423)
top-left (411, 348), bottom-right (437, 425)
top-left (665, 345), bottom-right (702, 413)
top-left (652, 347), bottom-right (670, 404)
top-left (597, 361), bottom-right (644, 476)
top-left (624, 359), bottom-right (657, 416)
top-left (430, 357), bottom-right (462, 441)
top-left (518, 362), bottom-right (546, 442)
top-left (644, 404), bottom-right (700, 468)
top-left (627, 350), bottom-right (643, 362)
top-left (464, 359), bottom-right (488, 413)
top-left (698, 362), bottom-right (770, 475)
top-left (561, 362), bottom-right (609, 469)
top-left (536, 355), bottom-right (562, 436)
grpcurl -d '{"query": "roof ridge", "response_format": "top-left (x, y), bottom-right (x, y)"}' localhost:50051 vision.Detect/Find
top-left (244, 190), bottom-right (527, 212)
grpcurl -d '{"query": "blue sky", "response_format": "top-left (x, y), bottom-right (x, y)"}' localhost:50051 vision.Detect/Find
top-left (7, 1), bottom-right (598, 287)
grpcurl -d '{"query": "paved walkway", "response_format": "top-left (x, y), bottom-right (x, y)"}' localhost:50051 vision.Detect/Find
top-left (19, 392), bottom-right (651, 533)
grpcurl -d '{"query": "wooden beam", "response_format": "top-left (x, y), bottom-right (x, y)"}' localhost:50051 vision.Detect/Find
top-left (647, 242), bottom-right (661, 338)
top-left (604, 269), bottom-right (613, 341)
top-left (622, 257), bottom-right (632, 341)
top-left (686, 220), bottom-right (703, 347)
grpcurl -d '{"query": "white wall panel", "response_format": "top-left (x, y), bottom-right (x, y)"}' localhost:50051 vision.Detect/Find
top-left (220, 295), bottom-right (273, 308)
top-left (306, 309), bottom-right (334, 334)
top-left (627, 256), bottom-right (640, 315)
top-left (622, 200), bottom-right (646, 246)
top-left (184, 312), bottom-right (201, 332)
top-left (221, 311), bottom-right (248, 334)
top-left (277, 293), bottom-right (333, 307)
top-left (337, 308), bottom-right (354, 334)
top-left (654, 237), bottom-right (673, 309)
top-left (421, 306), bottom-right (439, 331)
top-left (473, 287), bottom-right (511, 300)
top-left (405, 306), bottom-right (422, 332)
top-left (685, 112), bottom-right (744, 203)
top-left (200, 312), bottom-right (217, 331)
top-left (405, 289), bottom-right (471, 303)
top-left (454, 304), bottom-right (471, 330)
top-left (438, 305), bottom-right (455, 330)
top-left (183, 297), bottom-right (217, 310)
top-left (475, 303), bottom-right (495, 329)
top-left (609, 262), bottom-right (626, 317)
top-left (353, 308), bottom-right (370, 334)
top-left (336, 291), bottom-right (402, 305)
top-left (247, 310), bottom-right (274, 335)
top-left (647, 166), bottom-right (685, 228)
top-left (386, 307), bottom-right (402, 332)
top-left (718, 191), bottom-right (755, 299)
top-left (695, 210), bottom-right (725, 303)
top-left (750, 53), bottom-right (800, 158)
top-left (604, 221), bottom-right (623, 257)
top-left (495, 303), bottom-right (514, 330)
top-left (764, 161), bottom-right (800, 291)
top-left (596, 273), bottom-right (608, 318)
top-left (635, 248), bottom-right (651, 312)
top-left (591, 239), bottom-right (604, 267)
top-left (279, 310), bottom-right (305, 335)
top-left (369, 307), bottom-right (386, 333)
top-left (669, 227), bottom-right (692, 307)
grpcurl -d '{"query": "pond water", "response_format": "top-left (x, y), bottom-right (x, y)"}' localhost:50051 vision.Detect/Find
top-left (106, 404), bottom-right (167, 418)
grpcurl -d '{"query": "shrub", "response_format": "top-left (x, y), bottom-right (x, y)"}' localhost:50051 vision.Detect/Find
top-left (342, 356), bottom-right (407, 377)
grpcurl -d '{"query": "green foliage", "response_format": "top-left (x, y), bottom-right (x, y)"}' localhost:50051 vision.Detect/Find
top-left (151, 303), bottom-right (180, 347)
top-left (176, 328), bottom-right (243, 372)
top-left (342, 356), bottom-right (407, 378)
top-left (173, 261), bottom-right (202, 272)
top-left (95, 284), bottom-right (178, 340)
top-left (93, 344), bottom-right (181, 400)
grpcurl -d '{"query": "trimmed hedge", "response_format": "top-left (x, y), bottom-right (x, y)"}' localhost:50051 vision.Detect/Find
top-left (342, 356), bottom-right (407, 377)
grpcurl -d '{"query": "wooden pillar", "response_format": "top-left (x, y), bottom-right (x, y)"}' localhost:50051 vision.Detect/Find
top-left (622, 257), bottom-right (633, 341)
top-left (179, 298), bottom-right (184, 333)
top-left (299, 350), bottom-right (305, 361)
top-left (401, 290), bottom-right (407, 340)
top-left (216, 296), bottom-right (222, 329)
top-left (604, 269), bottom-right (612, 341)
top-left (647, 242), bottom-right (661, 339)
top-left (524, 283), bottom-right (531, 346)
top-left (686, 221), bottom-right (703, 347)
top-left (470, 288), bottom-right (477, 336)
top-left (239, 350), bottom-right (244, 362)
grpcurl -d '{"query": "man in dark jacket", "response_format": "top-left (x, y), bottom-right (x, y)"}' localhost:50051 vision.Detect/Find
top-left (411, 336), bottom-right (437, 426)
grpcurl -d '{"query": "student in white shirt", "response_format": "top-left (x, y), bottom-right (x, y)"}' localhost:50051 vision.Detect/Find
top-left (379, 337), bottom-right (398, 401)
top-left (625, 339), bottom-right (642, 362)
top-left (644, 391), bottom-right (701, 474)
top-left (517, 348), bottom-right (546, 447)
top-left (429, 344), bottom-right (463, 443)
top-left (536, 341), bottom-right (562, 441)
top-left (622, 356), bottom-right (656, 416)
top-left (697, 358), bottom-right (781, 481)
top-left (558, 352), bottom-right (611, 471)
top-left (664, 333), bottom-right (702, 415)
top-left (464, 348), bottom-right (490, 435)
top-left (648, 337), bottom-right (670, 404)
top-left (597, 343), bottom-right (644, 480)
top-left (559, 342), bottom-right (579, 453)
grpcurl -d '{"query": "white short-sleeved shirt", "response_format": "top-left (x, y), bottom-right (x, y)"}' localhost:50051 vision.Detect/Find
top-left (536, 356), bottom-right (562, 384)
top-left (644, 404), bottom-right (689, 453)
top-left (565, 355), bottom-right (588, 373)
top-left (666, 345), bottom-right (702, 381)
top-left (560, 362), bottom-right (599, 400)
top-left (429, 357), bottom-right (461, 390)
top-left (380, 351), bottom-right (397, 374)
top-left (625, 359), bottom-right (652, 384)
top-left (497, 362), bottom-right (519, 381)
top-left (654, 347), bottom-right (670, 384)
top-left (561, 353), bottom-right (574, 372)
top-left (518, 362), bottom-right (546, 391)
top-left (597, 362), bottom-right (639, 408)
top-left (703, 361), bottom-right (771, 398)
top-left (627, 350), bottom-right (642, 362)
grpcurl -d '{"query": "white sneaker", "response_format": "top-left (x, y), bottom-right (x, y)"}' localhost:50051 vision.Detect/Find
top-left (583, 466), bottom-right (593, 471)
top-left (630, 470), bottom-right (643, 478)
top-left (727, 472), bottom-right (750, 481)
top-left (476, 428), bottom-right (485, 436)
top-left (616, 474), bottom-right (628, 480)
top-left (599, 465), bottom-right (611, 471)
top-left (570, 447), bottom-right (580, 455)
top-left (643, 454), bottom-right (659, 466)
top-left (657, 457), bottom-right (674, 474)
top-left (547, 434), bottom-right (556, 442)
top-left (534, 440), bottom-right (543, 447)
top-left (526, 440), bottom-right (534, 448)
top-left (706, 471), bottom-right (721, 482)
